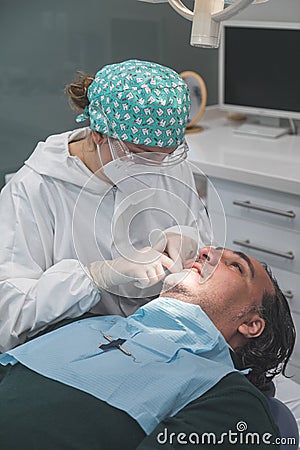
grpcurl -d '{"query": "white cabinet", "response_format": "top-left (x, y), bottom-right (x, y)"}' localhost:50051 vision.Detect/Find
top-left (207, 177), bottom-right (300, 384)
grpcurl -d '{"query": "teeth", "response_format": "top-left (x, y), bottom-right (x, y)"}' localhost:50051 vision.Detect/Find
top-left (191, 268), bottom-right (199, 273)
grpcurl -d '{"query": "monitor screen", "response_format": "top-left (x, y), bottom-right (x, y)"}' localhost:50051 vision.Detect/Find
top-left (219, 22), bottom-right (300, 120)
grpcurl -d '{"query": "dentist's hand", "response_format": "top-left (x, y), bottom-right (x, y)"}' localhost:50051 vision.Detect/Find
top-left (89, 247), bottom-right (174, 290)
top-left (154, 231), bottom-right (198, 273)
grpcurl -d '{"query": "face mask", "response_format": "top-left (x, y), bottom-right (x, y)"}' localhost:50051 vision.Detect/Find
top-left (107, 136), bottom-right (189, 167)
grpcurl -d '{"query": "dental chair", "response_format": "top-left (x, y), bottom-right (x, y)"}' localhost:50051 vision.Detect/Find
top-left (265, 382), bottom-right (299, 449)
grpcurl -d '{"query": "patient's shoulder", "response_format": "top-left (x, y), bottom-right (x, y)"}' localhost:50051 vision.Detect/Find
top-left (137, 373), bottom-right (280, 450)
top-left (186, 372), bottom-right (277, 425)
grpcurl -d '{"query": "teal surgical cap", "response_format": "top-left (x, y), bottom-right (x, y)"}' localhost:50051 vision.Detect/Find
top-left (76, 59), bottom-right (191, 148)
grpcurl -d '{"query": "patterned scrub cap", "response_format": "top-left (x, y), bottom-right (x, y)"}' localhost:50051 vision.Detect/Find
top-left (76, 59), bottom-right (191, 148)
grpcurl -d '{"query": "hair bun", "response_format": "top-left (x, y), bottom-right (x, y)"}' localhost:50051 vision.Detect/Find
top-left (65, 72), bottom-right (94, 112)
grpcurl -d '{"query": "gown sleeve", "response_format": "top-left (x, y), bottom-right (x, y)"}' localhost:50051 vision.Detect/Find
top-left (0, 180), bottom-right (100, 352)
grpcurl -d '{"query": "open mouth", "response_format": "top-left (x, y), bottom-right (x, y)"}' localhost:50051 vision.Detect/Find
top-left (191, 261), bottom-right (202, 277)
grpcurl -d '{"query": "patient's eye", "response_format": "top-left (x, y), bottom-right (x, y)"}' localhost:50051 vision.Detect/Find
top-left (231, 262), bottom-right (243, 273)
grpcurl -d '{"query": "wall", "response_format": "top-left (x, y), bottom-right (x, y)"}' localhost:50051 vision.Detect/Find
top-left (0, 0), bottom-right (218, 188)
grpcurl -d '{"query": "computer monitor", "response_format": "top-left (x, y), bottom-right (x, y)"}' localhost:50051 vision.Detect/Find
top-left (219, 21), bottom-right (300, 136)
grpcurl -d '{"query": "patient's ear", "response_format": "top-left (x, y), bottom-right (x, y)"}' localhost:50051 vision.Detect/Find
top-left (238, 314), bottom-right (265, 339)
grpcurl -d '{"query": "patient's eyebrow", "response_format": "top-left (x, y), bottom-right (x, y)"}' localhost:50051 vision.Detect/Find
top-left (233, 251), bottom-right (255, 278)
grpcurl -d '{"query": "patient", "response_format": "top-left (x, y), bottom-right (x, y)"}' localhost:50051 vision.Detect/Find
top-left (0, 247), bottom-right (296, 450)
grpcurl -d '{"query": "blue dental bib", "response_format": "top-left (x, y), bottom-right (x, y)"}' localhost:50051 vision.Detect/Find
top-left (1, 297), bottom-right (240, 434)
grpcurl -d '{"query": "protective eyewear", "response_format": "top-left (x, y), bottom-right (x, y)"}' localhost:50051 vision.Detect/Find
top-left (108, 137), bottom-right (189, 167)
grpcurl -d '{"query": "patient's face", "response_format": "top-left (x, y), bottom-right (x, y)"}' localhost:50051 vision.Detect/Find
top-left (162, 247), bottom-right (274, 344)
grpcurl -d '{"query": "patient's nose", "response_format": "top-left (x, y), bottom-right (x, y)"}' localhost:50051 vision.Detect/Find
top-left (198, 246), bottom-right (222, 266)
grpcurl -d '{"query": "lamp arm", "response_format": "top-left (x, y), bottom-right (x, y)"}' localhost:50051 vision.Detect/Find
top-left (212, 0), bottom-right (253, 22)
top-left (167, 0), bottom-right (193, 21)
top-left (168, 0), bottom-right (255, 23)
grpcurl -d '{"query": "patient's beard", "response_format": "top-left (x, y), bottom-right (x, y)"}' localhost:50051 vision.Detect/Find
top-left (161, 276), bottom-right (195, 303)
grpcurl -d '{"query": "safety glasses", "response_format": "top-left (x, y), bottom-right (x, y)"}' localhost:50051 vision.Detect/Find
top-left (108, 136), bottom-right (189, 167)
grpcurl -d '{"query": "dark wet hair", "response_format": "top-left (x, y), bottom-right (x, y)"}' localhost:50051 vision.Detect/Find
top-left (236, 264), bottom-right (296, 391)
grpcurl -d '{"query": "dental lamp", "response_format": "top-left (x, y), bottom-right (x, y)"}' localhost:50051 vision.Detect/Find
top-left (138, 0), bottom-right (269, 48)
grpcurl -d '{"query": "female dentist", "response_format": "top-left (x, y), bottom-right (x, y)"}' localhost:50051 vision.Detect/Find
top-left (0, 59), bottom-right (211, 352)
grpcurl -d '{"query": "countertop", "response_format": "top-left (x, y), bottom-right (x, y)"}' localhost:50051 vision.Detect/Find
top-left (186, 107), bottom-right (300, 196)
